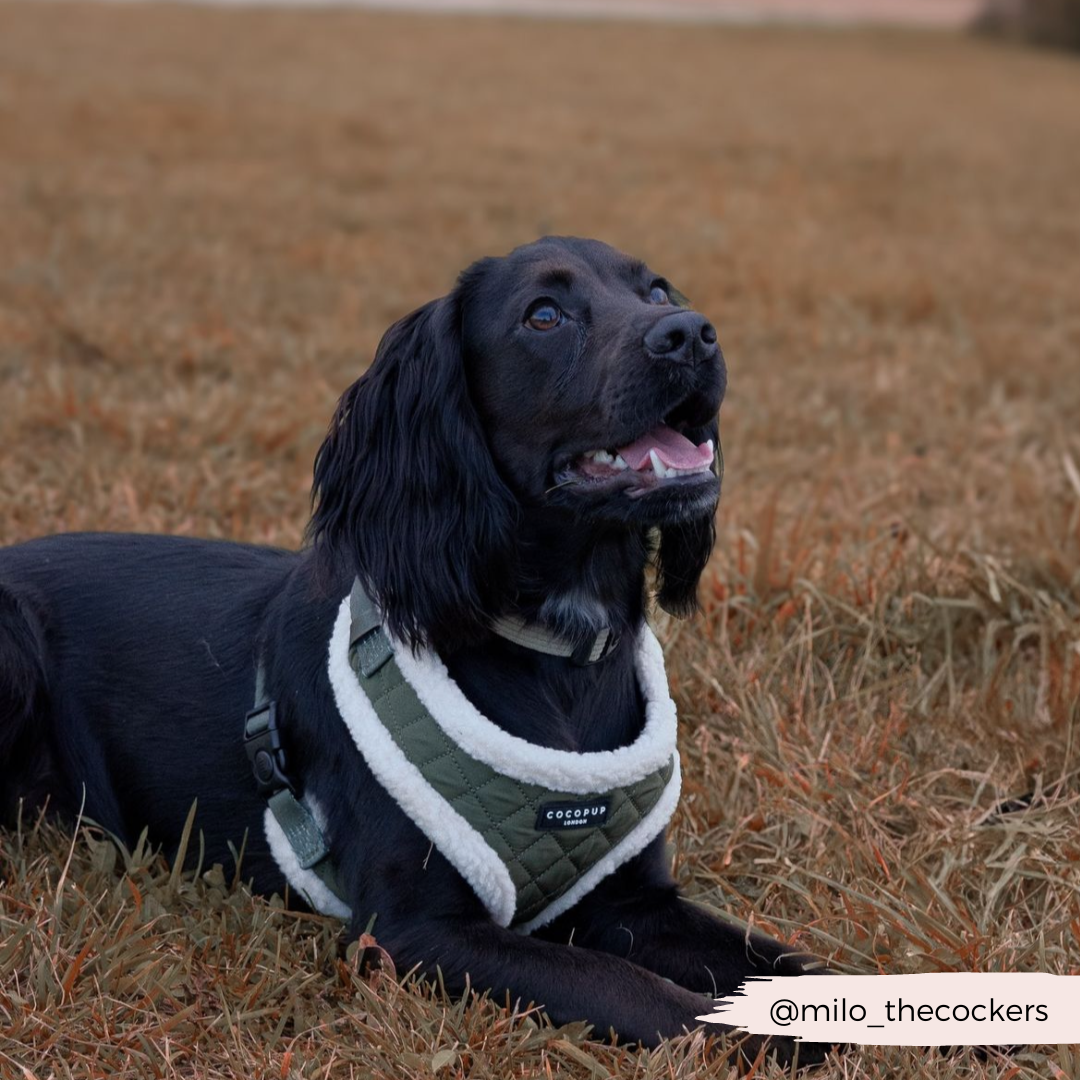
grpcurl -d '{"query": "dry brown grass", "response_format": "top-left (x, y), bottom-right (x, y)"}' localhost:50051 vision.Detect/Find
top-left (1, 3), bottom-right (1079, 1077)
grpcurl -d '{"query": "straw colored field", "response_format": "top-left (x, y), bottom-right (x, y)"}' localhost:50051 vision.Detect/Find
top-left (1, 3), bottom-right (1079, 1077)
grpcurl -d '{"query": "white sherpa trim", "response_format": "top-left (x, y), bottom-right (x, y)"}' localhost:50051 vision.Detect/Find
top-left (390, 611), bottom-right (676, 794)
top-left (324, 596), bottom-right (682, 929)
top-left (516, 754), bottom-right (682, 935)
top-left (327, 600), bottom-right (518, 926)
top-left (264, 796), bottom-right (352, 921)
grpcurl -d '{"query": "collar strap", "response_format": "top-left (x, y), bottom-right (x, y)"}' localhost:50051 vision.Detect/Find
top-left (349, 578), bottom-right (617, 666)
top-left (490, 614), bottom-right (618, 665)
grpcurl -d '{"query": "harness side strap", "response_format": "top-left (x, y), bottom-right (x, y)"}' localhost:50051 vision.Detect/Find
top-left (247, 663), bottom-right (347, 904)
top-left (264, 788), bottom-right (330, 868)
top-left (266, 791), bottom-right (346, 902)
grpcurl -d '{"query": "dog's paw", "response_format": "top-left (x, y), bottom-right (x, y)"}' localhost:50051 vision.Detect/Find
top-left (741, 928), bottom-right (834, 981)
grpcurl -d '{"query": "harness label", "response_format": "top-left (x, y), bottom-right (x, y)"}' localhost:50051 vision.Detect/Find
top-left (535, 798), bottom-right (611, 831)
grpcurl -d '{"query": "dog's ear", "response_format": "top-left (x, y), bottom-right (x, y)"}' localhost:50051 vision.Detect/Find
top-left (308, 296), bottom-right (517, 651)
top-left (654, 417), bottom-right (720, 618)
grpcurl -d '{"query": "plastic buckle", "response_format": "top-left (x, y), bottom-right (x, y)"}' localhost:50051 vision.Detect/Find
top-left (244, 700), bottom-right (294, 797)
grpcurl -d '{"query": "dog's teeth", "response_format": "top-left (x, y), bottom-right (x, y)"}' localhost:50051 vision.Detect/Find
top-left (613, 454), bottom-right (629, 471)
top-left (706, 439), bottom-right (715, 456)
top-left (648, 450), bottom-right (667, 478)
top-left (590, 450), bottom-right (614, 464)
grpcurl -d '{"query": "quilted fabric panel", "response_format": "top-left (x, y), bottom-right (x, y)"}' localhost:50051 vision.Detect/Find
top-left (350, 644), bottom-right (674, 926)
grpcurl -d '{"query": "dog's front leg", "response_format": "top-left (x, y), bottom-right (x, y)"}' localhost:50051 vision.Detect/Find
top-left (374, 916), bottom-right (726, 1049)
top-left (535, 842), bottom-right (828, 996)
top-left (545, 884), bottom-right (818, 993)
top-left (531, 864), bottom-right (836, 1065)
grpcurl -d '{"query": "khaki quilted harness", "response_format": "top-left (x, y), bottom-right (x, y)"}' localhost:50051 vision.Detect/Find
top-left (251, 580), bottom-right (681, 933)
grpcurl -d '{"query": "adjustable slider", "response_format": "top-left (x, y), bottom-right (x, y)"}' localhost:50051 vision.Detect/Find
top-left (350, 626), bottom-right (394, 678)
top-left (244, 700), bottom-right (294, 797)
top-left (349, 577), bottom-right (394, 677)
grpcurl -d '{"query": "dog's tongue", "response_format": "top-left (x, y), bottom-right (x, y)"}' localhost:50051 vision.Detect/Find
top-left (618, 424), bottom-right (713, 471)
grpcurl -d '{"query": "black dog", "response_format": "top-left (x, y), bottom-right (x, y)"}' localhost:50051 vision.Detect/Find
top-left (0, 237), bottom-right (826, 1057)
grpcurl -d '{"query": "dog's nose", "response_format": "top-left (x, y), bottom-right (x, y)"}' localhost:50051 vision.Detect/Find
top-left (643, 311), bottom-right (718, 365)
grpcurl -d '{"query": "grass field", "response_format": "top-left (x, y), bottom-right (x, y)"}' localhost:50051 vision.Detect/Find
top-left (2, 3), bottom-right (1080, 1077)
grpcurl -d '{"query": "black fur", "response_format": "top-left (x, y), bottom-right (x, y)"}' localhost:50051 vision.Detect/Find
top-left (309, 296), bottom-right (519, 651)
top-left (0, 237), bottom-right (829, 1060)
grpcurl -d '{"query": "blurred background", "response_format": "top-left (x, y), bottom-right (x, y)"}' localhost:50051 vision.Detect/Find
top-left (1, 1), bottom-right (1078, 1076)
top-left (2, 0), bottom-right (1077, 552)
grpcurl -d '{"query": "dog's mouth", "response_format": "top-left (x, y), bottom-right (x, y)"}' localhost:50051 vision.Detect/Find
top-left (553, 420), bottom-right (717, 499)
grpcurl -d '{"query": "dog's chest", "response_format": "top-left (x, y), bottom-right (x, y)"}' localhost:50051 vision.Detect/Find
top-left (446, 648), bottom-right (649, 756)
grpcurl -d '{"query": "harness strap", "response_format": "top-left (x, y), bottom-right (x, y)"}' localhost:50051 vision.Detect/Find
top-left (251, 581), bottom-right (674, 927)
top-left (350, 578), bottom-right (394, 676)
top-left (245, 664), bottom-right (346, 905)
top-left (341, 582), bottom-right (675, 929)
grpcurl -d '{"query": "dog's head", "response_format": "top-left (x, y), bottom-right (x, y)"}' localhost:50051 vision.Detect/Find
top-left (309, 236), bottom-right (725, 650)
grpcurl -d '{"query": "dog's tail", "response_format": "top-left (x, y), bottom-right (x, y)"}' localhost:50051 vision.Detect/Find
top-left (0, 583), bottom-right (52, 823)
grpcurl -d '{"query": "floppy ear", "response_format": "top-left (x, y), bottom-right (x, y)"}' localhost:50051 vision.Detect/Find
top-left (654, 417), bottom-right (721, 618)
top-left (308, 296), bottom-right (517, 651)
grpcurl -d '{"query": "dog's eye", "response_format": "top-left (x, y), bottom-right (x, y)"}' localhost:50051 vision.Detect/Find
top-left (649, 285), bottom-right (670, 306)
top-left (525, 303), bottom-right (563, 331)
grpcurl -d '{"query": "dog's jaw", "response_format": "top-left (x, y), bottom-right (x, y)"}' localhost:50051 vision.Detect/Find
top-left (540, 393), bottom-right (723, 530)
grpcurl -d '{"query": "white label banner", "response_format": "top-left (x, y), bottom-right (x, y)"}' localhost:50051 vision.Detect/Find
top-left (697, 973), bottom-right (1080, 1046)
